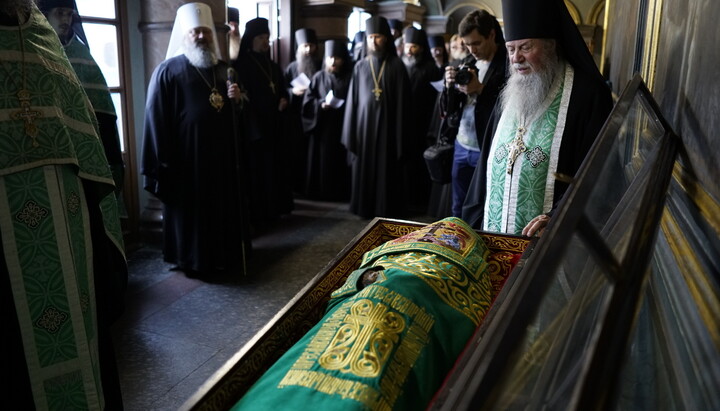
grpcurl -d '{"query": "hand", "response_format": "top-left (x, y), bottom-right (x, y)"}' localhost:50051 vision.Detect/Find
top-left (456, 70), bottom-right (484, 96)
top-left (444, 65), bottom-right (456, 86)
top-left (226, 81), bottom-right (246, 104)
top-left (321, 102), bottom-right (331, 110)
top-left (292, 86), bottom-right (306, 96)
top-left (278, 97), bottom-right (288, 112)
top-left (522, 214), bottom-right (551, 237)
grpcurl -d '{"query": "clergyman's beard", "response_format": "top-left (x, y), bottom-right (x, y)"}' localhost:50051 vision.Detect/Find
top-left (500, 55), bottom-right (563, 121)
top-left (296, 52), bottom-right (317, 78)
top-left (368, 44), bottom-right (385, 58)
top-left (0, 0), bottom-right (33, 17)
top-left (185, 41), bottom-right (217, 68)
top-left (402, 54), bottom-right (418, 70)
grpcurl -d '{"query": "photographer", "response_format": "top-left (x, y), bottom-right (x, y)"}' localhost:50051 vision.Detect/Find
top-left (440, 10), bottom-right (507, 217)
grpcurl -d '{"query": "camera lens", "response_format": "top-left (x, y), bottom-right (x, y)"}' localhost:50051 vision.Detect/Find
top-left (455, 68), bottom-right (472, 85)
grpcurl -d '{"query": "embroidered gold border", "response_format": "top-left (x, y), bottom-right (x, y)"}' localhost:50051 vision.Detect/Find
top-left (185, 219), bottom-right (529, 410)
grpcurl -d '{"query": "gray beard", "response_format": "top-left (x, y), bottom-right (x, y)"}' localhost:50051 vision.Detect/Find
top-left (402, 54), bottom-right (418, 69)
top-left (185, 43), bottom-right (217, 68)
top-left (296, 53), bottom-right (317, 78)
top-left (0, 0), bottom-right (33, 17)
top-left (500, 58), bottom-right (564, 121)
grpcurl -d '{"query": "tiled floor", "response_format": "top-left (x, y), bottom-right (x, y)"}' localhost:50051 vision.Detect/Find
top-left (112, 199), bottom-right (434, 410)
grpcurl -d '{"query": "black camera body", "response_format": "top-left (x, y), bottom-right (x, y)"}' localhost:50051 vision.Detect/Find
top-left (454, 56), bottom-right (477, 86)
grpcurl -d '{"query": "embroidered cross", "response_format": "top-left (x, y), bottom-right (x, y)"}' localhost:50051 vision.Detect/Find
top-left (11, 89), bottom-right (41, 145)
top-left (506, 126), bottom-right (527, 174)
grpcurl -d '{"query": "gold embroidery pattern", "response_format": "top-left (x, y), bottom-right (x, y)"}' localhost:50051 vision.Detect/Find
top-left (361, 220), bottom-right (490, 280)
top-left (481, 233), bottom-right (530, 253)
top-left (15, 200), bottom-right (48, 228)
top-left (373, 253), bottom-right (493, 326)
top-left (280, 370), bottom-right (388, 409)
top-left (193, 220), bottom-right (529, 408)
top-left (319, 299), bottom-right (405, 377)
top-left (282, 286), bottom-right (433, 409)
top-left (35, 306), bottom-right (68, 334)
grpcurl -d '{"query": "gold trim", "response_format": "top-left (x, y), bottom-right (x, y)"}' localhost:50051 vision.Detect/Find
top-left (659, 209), bottom-right (720, 349)
top-left (587, 0), bottom-right (606, 25)
top-left (564, 0), bottom-right (582, 24)
top-left (640, 0), bottom-right (663, 91)
top-left (672, 162), bottom-right (720, 236)
top-left (599, 0), bottom-right (611, 75)
top-left (445, 2), bottom-right (494, 17)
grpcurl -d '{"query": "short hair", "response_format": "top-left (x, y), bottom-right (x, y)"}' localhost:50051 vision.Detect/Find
top-left (458, 10), bottom-right (497, 38)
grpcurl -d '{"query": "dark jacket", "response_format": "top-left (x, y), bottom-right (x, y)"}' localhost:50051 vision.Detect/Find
top-left (438, 46), bottom-right (508, 145)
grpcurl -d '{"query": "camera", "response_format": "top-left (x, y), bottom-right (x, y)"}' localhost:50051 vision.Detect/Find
top-left (454, 56), bottom-right (477, 86)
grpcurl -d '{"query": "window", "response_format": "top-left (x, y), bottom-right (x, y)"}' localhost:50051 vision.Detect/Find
top-left (228, 0), bottom-right (277, 40)
top-left (74, 0), bottom-right (135, 224)
top-left (75, 0), bottom-right (126, 152)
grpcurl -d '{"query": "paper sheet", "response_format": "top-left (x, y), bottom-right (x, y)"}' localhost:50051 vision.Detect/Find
top-left (290, 72), bottom-right (311, 89)
top-left (324, 90), bottom-right (344, 108)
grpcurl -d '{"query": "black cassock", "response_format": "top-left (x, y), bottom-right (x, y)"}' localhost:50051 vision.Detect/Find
top-left (285, 59), bottom-right (321, 195)
top-left (234, 51), bottom-right (293, 221)
top-left (142, 55), bottom-right (248, 276)
top-left (301, 68), bottom-right (353, 200)
top-left (461, 68), bottom-right (614, 229)
top-left (405, 58), bottom-right (442, 208)
top-left (341, 55), bottom-right (412, 219)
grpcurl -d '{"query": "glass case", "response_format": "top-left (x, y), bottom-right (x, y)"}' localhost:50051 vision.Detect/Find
top-left (430, 74), bottom-right (719, 411)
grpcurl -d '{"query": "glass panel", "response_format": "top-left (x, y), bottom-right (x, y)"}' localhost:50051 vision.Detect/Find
top-left (611, 233), bottom-right (720, 410)
top-left (614, 295), bottom-right (680, 410)
top-left (76, 0), bottom-right (115, 19)
top-left (618, 93), bottom-right (666, 180)
top-left (111, 92), bottom-right (124, 152)
top-left (583, 90), bottom-right (666, 264)
top-left (81, 23), bottom-right (119, 87)
top-left (487, 233), bottom-right (613, 410)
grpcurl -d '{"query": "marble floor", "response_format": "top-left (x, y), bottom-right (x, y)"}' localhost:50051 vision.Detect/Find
top-left (112, 199), bottom-right (434, 410)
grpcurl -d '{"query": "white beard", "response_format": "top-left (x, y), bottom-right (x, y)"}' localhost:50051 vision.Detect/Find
top-left (184, 42), bottom-right (217, 68)
top-left (500, 57), bottom-right (564, 121)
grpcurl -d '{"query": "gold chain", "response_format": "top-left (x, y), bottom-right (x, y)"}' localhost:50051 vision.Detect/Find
top-left (192, 65), bottom-right (225, 112)
top-left (249, 53), bottom-right (276, 94)
top-left (192, 64), bottom-right (216, 89)
top-left (368, 56), bottom-right (386, 101)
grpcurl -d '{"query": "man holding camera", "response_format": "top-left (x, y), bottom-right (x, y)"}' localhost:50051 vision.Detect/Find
top-left (442, 10), bottom-right (508, 217)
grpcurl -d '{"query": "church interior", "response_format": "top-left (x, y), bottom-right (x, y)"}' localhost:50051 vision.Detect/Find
top-left (5, 0), bottom-right (719, 410)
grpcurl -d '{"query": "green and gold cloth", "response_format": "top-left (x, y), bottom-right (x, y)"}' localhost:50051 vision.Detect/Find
top-left (234, 217), bottom-right (492, 410)
top-left (1, 6), bottom-right (124, 410)
top-left (484, 63), bottom-right (573, 234)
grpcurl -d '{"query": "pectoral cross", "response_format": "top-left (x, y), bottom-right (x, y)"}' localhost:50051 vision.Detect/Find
top-left (372, 86), bottom-right (382, 101)
top-left (12, 89), bottom-right (41, 146)
top-left (506, 126), bottom-right (527, 174)
top-left (269, 81), bottom-right (275, 94)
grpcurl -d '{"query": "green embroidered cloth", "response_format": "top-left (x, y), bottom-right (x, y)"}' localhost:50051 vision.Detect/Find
top-left (484, 64), bottom-right (574, 234)
top-left (234, 217), bottom-right (492, 410)
top-left (1, 6), bottom-right (124, 409)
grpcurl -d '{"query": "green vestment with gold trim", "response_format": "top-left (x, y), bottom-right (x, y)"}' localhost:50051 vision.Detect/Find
top-left (233, 217), bottom-right (492, 410)
top-left (1, 6), bottom-right (125, 410)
